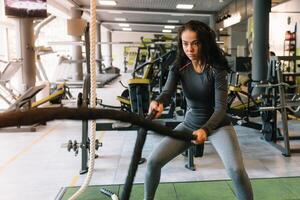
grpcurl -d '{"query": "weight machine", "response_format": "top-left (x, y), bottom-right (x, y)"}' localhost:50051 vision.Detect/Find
top-left (0, 59), bottom-right (22, 105)
top-left (227, 71), bottom-right (262, 130)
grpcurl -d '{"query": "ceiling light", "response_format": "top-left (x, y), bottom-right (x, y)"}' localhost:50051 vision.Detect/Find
top-left (119, 23), bottom-right (129, 27)
top-left (219, 0), bottom-right (224, 2)
top-left (122, 28), bottom-right (132, 31)
top-left (176, 4), bottom-right (194, 9)
top-left (164, 25), bottom-right (175, 29)
top-left (219, 28), bottom-right (223, 31)
top-left (115, 17), bottom-right (126, 21)
top-left (162, 29), bottom-right (172, 33)
top-left (167, 20), bottom-right (180, 23)
top-left (99, 1), bottom-right (117, 6)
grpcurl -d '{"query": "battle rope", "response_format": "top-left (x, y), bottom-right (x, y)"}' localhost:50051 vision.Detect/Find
top-left (120, 111), bottom-right (156, 200)
top-left (0, 108), bottom-right (195, 142)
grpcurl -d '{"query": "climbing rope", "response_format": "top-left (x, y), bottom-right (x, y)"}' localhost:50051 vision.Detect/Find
top-left (68, 0), bottom-right (97, 198)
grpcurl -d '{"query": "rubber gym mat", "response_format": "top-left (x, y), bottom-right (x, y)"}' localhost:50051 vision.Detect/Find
top-left (280, 177), bottom-right (300, 197)
top-left (174, 181), bottom-right (236, 200)
top-left (227, 177), bottom-right (300, 200)
top-left (57, 177), bottom-right (300, 200)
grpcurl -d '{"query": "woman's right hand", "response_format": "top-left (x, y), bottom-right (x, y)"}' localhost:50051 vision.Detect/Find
top-left (148, 101), bottom-right (164, 119)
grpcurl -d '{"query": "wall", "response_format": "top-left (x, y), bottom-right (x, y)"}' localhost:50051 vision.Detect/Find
top-left (228, 21), bottom-right (248, 56)
top-left (270, 0), bottom-right (300, 56)
top-left (269, 13), bottom-right (299, 56)
top-left (269, 0), bottom-right (300, 71)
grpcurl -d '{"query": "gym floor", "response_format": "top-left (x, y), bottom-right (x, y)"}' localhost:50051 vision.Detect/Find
top-left (0, 73), bottom-right (300, 200)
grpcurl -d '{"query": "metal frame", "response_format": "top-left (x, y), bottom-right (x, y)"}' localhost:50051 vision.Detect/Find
top-left (256, 59), bottom-right (300, 156)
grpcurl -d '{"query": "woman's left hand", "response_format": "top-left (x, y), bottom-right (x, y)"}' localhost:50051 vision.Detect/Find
top-left (192, 128), bottom-right (207, 144)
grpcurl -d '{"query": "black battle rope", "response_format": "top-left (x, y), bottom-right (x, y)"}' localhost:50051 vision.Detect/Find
top-left (121, 111), bottom-right (157, 200)
top-left (0, 108), bottom-right (196, 141)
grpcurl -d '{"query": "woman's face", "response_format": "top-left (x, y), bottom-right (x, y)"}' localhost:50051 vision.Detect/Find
top-left (181, 29), bottom-right (200, 62)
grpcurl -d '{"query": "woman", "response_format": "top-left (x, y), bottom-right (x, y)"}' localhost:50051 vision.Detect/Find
top-left (145, 20), bottom-right (253, 200)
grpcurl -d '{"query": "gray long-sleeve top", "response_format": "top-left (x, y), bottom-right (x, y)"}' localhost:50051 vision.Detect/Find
top-left (156, 62), bottom-right (231, 135)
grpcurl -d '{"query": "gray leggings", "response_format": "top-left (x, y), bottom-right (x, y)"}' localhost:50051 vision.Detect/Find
top-left (144, 123), bottom-right (253, 200)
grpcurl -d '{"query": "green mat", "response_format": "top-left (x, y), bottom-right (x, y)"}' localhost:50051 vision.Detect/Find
top-left (56, 177), bottom-right (300, 200)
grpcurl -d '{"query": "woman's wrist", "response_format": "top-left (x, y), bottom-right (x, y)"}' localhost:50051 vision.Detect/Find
top-left (201, 127), bottom-right (209, 135)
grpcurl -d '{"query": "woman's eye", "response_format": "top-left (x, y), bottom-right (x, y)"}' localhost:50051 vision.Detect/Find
top-left (192, 42), bottom-right (199, 46)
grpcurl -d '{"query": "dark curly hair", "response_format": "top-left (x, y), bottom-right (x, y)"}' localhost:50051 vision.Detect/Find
top-left (175, 20), bottom-right (229, 71)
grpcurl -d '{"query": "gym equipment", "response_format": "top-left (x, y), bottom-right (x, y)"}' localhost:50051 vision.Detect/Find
top-left (128, 78), bottom-right (150, 115)
top-left (50, 39), bottom-right (120, 89)
top-left (116, 49), bottom-right (177, 116)
top-left (49, 83), bottom-right (72, 104)
top-left (133, 48), bottom-right (176, 90)
top-left (227, 71), bottom-right (262, 130)
top-left (6, 84), bottom-right (46, 112)
top-left (0, 58), bottom-right (71, 109)
top-left (63, 139), bottom-right (102, 156)
top-left (100, 50), bottom-right (176, 129)
top-left (55, 55), bottom-right (118, 88)
top-left (255, 58), bottom-right (300, 156)
top-left (182, 144), bottom-right (204, 171)
top-left (133, 35), bottom-right (176, 72)
top-left (31, 83), bottom-right (72, 107)
top-left (0, 59), bottom-right (22, 105)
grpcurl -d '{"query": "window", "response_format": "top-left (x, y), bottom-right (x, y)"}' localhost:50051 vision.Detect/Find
top-left (0, 0), bottom-right (8, 61)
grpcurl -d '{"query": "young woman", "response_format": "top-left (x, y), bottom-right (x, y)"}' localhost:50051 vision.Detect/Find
top-left (144, 20), bottom-right (253, 200)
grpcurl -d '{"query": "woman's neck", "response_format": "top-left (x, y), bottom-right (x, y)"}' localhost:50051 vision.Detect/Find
top-left (192, 60), bottom-right (205, 73)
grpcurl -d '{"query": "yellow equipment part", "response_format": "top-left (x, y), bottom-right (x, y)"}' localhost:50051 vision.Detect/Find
top-left (228, 85), bottom-right (242, 92)
top-left (142, 63), bottom-right (153, 79)
top-left (128, 78), bottom-right (150, 85)
top-left (56, 83), bottom-right (65, 89)
top-left (31, 84), bottom-right (65, 108)
top-left (116, 96), bottom-right (131, 105)
top-left (141, 56), bottom-right (156, 79)
top-left (288, 114), bottom-right (300, 121)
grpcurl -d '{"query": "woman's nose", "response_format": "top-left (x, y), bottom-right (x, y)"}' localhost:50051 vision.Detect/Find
top-left (186, 44), bottom-right (194, 52)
